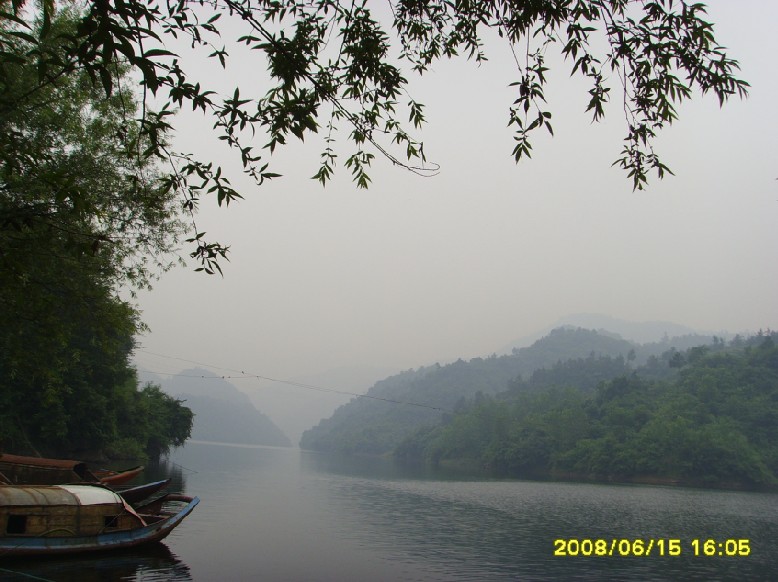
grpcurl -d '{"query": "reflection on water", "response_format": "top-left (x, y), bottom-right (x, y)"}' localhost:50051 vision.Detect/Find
top-left (3, 442), bottom-right (777, 581)
top-left (0, 544), bottom-right (191, 581)
top-left (144, 454), bottom-right (188, 492)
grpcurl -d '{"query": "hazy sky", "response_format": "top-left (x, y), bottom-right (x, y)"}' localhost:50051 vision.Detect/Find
top-left (133, 1), bottom-right (777, 405)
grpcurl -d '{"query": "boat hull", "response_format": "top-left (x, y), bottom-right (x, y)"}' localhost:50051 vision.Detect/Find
top-left (94, 466), bottom-right (145, 486)
top-left (0, 496), bottom-right (199, 557)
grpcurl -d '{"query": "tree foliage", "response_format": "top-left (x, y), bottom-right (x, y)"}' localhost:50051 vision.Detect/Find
top-left (2, 0), bottom-right (749, 269)
top-left (1, 7), bottom-right (184, 288)
top-left (0, 9), bottom-right (191, 458)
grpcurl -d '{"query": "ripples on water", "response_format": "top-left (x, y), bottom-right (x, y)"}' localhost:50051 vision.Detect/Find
top-left (320, 476), bottom-right (778, 580)
top-left (3, 443), bottom-right (777, 581)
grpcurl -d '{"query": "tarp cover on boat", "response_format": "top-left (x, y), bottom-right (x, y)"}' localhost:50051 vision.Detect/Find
top-left (0, 485), bottom-right (123, 507)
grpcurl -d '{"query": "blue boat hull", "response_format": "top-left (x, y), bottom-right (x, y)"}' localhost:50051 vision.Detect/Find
top-left (0, 496), bottom-right (199, 557)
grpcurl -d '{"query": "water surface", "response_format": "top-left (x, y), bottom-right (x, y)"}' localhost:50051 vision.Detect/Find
top-left (3, 441), bottom-right (777, 580)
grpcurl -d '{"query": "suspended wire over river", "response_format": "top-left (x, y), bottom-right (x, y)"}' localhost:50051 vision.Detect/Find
top-left (135, 349), bottom-right (450, 413)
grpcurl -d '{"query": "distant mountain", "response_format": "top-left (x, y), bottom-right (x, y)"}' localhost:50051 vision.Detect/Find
top-left (300, 328), bottom-right (638, 455)
top-left (246, 365), bottom-right (401, 445)
top-left (500, 314), bottom-right (702, 353)
top-left (152, 368), bottom-right (291, 447)
top-left (396, 332), bottom-right (778, 490)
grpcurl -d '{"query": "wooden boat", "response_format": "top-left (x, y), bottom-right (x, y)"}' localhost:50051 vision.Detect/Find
top-left (0, 483), bottom-right (199, 556)
top-left (0, 453), bottom-right (143, 486)
top-left (92, 465), bottom-right (145, 486)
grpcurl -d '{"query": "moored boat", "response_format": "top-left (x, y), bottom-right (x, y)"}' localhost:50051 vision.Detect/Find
top-left (92, 465), bottom-right (145, 486)
top-left (0, 483), bottom-right (198, 557)
top-left (0, 453), bottom-right (143, 486)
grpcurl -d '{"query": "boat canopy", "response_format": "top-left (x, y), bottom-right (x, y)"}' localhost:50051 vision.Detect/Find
top-left (0, 484), bottom-right (123, 507)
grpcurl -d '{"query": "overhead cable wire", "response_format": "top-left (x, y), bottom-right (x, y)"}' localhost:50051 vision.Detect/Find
top-left (135, 349), bottom-right (450, 413)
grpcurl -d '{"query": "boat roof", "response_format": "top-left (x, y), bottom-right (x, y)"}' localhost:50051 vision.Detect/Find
top-left (0, 484), bottom-right (124, 507)
top-left (0, 453), bottom-right (86, 471)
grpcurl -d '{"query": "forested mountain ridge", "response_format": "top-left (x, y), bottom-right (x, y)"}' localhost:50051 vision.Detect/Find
top-left (301, 328), bottom-right (643, 454)
top-left (397, 332), bottom-right (778, 490)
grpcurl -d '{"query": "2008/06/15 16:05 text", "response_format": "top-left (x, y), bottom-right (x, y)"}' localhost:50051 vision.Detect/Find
top-left (554, 539), bottom-right (751, 557)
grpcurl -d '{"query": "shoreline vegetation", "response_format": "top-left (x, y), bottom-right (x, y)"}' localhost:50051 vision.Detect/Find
top-left (0, 11), bottom-right (193, 463)
top-left (304, 330), bottom-right (778, 493)
top-left (395, 333), bottom-right (778, 492)
top-left (427, 460), bottom-right (773, 493)
top-left (0, 379), bottom-right (193, 463)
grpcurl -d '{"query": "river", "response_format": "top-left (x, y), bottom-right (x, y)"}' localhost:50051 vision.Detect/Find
top-left (3, 441), bottom-right (778, 581)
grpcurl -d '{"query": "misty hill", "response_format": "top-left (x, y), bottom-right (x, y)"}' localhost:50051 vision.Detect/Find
top-left (397, 333), bottom-right (778, 490)
top-left (300, 327), bottom-right (638, 455)
top-left (159, 368), bottom-right (291, 447)
top-left (500, 313), bottom-right (706, 353)
top-left (245, 365), bottom-right (401, 444)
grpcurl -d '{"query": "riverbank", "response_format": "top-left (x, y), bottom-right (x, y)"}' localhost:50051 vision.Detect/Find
top-left (422, 458), bottom-right (778, 492)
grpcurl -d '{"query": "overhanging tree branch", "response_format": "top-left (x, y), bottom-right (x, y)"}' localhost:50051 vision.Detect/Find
top-left (2, 0), bottom-right (749, 273)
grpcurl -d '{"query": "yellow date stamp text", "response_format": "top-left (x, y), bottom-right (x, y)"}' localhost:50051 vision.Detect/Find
top-left (553, 538), bottom-right (751, 557)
